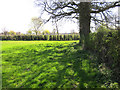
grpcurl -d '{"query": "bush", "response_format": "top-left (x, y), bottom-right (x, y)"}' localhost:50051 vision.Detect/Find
top-left (44, 35), bottom-right (49, 40)
top-left (68, 34), bottom-right (72, 40)
top-left (57, 35), bottom-right (60, 41)
top-left (49, 35), bottom-right (53, 40)
top-left (53, 35), bottom-right (57, 40)
top-left (40, 35), bottom-right (44, 40)
top-left (7, 36), bottom-right (12, 40)
top-left (90, 28), bottom-right (120, 84)
top-left (74, 34), bottom-right (77, 40)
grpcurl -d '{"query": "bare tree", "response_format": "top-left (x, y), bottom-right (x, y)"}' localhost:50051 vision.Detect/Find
top-left (52, 18), bottom-right (63, 35)
top-left (35, 0), bottom-right (120, 49)
top-left (30, 17), bottom-right (43, 35)
top-left (2, 27), bottom-right (9, 36)
top-left (52, 28), bottom-right (56, 34)
top-left (70, 29), bottom-right (75, 34)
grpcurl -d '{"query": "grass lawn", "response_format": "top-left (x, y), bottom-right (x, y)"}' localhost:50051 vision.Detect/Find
top-left (1, 41), bottom-right (113, 88)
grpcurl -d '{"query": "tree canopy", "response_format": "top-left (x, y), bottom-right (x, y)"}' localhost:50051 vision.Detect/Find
top-left (35, 0), bottom-right (120, 49)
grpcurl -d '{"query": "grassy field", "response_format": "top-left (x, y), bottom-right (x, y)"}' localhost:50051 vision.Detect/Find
top-left (1, 41), bottom-right (115, 88)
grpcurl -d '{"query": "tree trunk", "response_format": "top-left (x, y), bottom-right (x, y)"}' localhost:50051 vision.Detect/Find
top-left (55, 19), bottom-right (59, 35)
top-left (36, 32), bottom-right (38, 35)
top-left (79, 2), bottom-right (91, 50)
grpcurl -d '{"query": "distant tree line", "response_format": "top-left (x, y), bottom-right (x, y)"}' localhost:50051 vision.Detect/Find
top-left (0, 34), bottom-right (80, 41)
top-left (0, 30), bottom-right (21, 36)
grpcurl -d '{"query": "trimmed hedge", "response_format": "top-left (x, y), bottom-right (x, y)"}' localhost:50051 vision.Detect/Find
top-left (0, 34), bottom-right (80, 41)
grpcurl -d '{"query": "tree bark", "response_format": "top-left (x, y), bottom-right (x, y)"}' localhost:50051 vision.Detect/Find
top-left (55, 18), bottom-right (59, 35)
top-left (79, 2), bottom-right (91, 50)
top-left (36, 32), bottom-right (38, 35)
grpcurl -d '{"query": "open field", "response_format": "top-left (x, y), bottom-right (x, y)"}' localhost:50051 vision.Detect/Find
top-left (1, 41), bottom-right (114, 88)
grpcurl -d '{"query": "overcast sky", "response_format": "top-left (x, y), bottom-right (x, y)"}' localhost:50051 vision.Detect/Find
top-left (0, 0), bottom-right (118, 34)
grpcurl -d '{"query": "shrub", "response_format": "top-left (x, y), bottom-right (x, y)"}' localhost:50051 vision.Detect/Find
top-left (1, 34), bottom-right (80, 41)
top-left (90, 28), bottom-right (120, 83)
top-left (74, 34), bottom-right (77, 40)
top-left (68, 34), bottom-right (72, 40)
top-left (53, 35), bottom-right (57, 40)
top-left (49, 35), bottom-right (53, 40)
top-left (40, 35), bottom-right (44, 40)
top-left (44, 35), bottom-right (49, 40)
top-left (71, 34), bottom-right (74, 40)
top-left (38, 35), bottom-right (41, 40)
top-left (7, 36), bottom-right (12, 40)
top-left (57, 35), bottom-right (60, 41)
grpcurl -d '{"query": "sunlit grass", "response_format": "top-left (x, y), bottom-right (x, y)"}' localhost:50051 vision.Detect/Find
top-left (2, 41), bottom-right (111, 88)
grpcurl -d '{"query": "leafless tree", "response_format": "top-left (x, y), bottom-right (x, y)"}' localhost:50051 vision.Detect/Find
top-left (2, 27), bottom-right (9, 36)
top-left (30, 17), bottom-right (43, 35)
top-left (35, 0), bottom-right (120, 49)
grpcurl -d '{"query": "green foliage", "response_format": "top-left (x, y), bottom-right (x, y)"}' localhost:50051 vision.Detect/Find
top-left (57, 35), bottom-right (60, 41)
top-left (90, 27), bottom-right (120, 84)
top-left (65, 34), bottom-right (68, 40)
top-left (49, 35), bottom-right (53, 40)
top-left (60, 35), bottom-right (63, 40)
top-left (74, 34), bottom-right (79, 40)
top-left (44, 35), bottom-right (49, 40)
top-left (1, 34), bottom-right (80, 41)
top-left (9, 30), bottom-right (16, 35)
top-left (42, 30), bottom-right (50, 35)
top-left (101, 81), bottom-right (119, 88)
top-left (31, 35), bottom-right (34, 40)
top-left (34, 35), bottom-right (38, 40)
top-left (68, 34), bottom-right (72, 40)
top-left (7, 36), bottom-right (12, 40)
top-left (27, 30), bottom-right (32, 35)
top-left (53, 35), bottom-right (57, 40)
top-left (97, 25), bottom-right (111, 33)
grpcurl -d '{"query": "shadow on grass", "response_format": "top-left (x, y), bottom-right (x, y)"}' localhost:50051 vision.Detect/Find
top-left (50, 49), bottom-right (101, 88)
top-left (2, 42), bottom-right (103, 88)
top-left (31, 43), bottom-right (102, 88)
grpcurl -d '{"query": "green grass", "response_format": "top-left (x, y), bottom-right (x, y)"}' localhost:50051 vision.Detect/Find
top-left (1, 41), bottom-right (118, 88)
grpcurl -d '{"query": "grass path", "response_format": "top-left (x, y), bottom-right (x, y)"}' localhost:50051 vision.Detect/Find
top-left (2, 41), bottom-right (109, 88)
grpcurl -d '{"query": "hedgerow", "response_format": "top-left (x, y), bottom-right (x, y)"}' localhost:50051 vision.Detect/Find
top-left (89, 29), bottom-right (120, 84)
top-left (0, 34), bottom-right (80, 41)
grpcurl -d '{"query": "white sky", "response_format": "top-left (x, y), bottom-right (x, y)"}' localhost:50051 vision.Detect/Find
top-left (0, 0), bottom-right (40, 33)
top-left (0, 0), bottom-right (118, 34)
top-left (0, 0), bottom-right (78, 33)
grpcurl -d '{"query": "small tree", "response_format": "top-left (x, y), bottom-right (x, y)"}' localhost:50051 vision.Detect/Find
top-left (9, 30), bottom-right (16, 36)
top-left (70, 29), bottom-right (76, 34)
top-left (2, 27), bottom-right (9, 36)
top-left (52, 28), bottom-right (56, 35)
top-left (42, 30), bottom-right (50, 35)
top-left (30, 17), bottom-right (43, 35)
top-left (38, 31), bottom-right (41, 35)
top-left (27, 30), bottom-right (32, 35)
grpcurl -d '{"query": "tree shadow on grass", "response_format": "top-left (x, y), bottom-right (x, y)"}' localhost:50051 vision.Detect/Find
top-left (51, 49), bottom-right (101, 88)
top-left (2, 43), bottom-right (103, 88)
top-left (32, 43), bottom-right (103, 88)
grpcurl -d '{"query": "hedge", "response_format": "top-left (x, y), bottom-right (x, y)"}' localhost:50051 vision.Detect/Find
top-left (89, 29), bottom-right (120, 84)
top-left (0, 34), bottom-right (80, 41)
